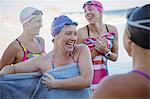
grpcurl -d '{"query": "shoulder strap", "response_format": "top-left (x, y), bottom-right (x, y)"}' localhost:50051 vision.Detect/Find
top-left (105, 24), bottom-right (109, 32)
top-left (36, 37), bottom-right (45, 52)
top-left (16, 39), bottom-right (27, 53)
top-left (87, 25), bottom-right (90, 37)
top-left (37, 37), bottom-right (41, 43)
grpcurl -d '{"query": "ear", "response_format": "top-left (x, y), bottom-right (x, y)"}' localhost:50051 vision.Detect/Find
top-left (126, 37), bottom-right (132, 56)
top-left (123, 32), bottom-right (132, 57)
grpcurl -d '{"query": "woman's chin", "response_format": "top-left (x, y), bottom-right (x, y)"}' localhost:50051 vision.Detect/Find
top-left (65, 47), bottom-right (74, 53)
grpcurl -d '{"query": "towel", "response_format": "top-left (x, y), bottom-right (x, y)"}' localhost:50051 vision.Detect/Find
top-left (0, 63), bottom-right (91, 99)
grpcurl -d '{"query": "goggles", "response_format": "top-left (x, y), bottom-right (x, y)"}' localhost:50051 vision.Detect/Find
top-left (32, 10), bottom-right (43, 15)
top-left (83, 0), bottom-right (103, 10)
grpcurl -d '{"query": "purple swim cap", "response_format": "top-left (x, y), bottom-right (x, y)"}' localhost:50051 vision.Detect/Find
top-left (51, 15), bottom-right (78, 37)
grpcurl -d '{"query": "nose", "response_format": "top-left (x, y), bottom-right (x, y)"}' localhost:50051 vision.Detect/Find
top-left (71, 34), bottom-right (77, 40)
top-left (39, 23), bottom-right (43, 28)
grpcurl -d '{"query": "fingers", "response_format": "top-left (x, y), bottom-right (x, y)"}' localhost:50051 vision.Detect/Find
top-left (95, 39), bottom-right (108, 53)
top-left (41, 73), bottom-right (55, 89)
top-left (43, 73), bottom-right (55, 80)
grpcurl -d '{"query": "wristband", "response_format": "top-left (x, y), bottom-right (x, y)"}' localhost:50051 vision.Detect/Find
top-left (105, 51), bottom-right (111, 58)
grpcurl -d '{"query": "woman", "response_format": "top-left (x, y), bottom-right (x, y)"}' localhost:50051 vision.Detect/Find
top-left (77, 0), bottom-right (118, 90)
top-left (0, 7), bottom-right (45, 69)
top-left (0, 15), bottom-right (92, 99)
top-left (91, 4), bottom-right (150, 99)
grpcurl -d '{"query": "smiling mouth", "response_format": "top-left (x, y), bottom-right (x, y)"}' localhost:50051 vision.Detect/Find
top-left (66, 41), bottom-right (76, 48)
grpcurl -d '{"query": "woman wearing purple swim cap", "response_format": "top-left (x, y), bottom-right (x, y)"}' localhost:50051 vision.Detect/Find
top-left (0, 7), bottom-right (45, 69)
top-left (77, 0), bottom-right (118, 91)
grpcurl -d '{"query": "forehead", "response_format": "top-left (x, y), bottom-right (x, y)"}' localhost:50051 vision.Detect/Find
top-left (32, 15), bottom-right (42, 21)
top-left (60, 25), bottom-right (77, 33)
top-left (84, 5), bottom-right (97, 11)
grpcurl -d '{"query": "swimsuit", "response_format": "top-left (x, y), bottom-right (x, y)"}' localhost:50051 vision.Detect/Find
top-left (84, 25), bottom-right (115, 90)
top-left (16, 38), bottom-right (45, 61)
top-left (131, 69), bottom-right (150, 80)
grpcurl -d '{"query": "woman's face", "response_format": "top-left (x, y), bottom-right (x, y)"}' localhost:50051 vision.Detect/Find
top-left (84, 5), bottom-right (102, 24)
top-left (26, 15), bottom-right (43, 35)
top-left (56, 25), bottom-right (77, 52)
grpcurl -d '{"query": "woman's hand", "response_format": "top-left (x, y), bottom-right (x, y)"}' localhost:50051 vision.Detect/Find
top-left (0, 65), bottom-right (13, 76)
top-left (41, 73), bottom-right (56, 89)
top-left (95, 37), bottom-right (109, 54)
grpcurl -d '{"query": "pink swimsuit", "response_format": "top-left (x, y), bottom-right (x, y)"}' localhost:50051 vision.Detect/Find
top-left (84, 25), bottom-right (115, 90)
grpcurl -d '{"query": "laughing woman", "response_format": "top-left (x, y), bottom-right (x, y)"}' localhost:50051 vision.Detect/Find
top-left (0, 7), bottom-right (45, 69)
top-left (0, 15), bottom-right (92, 99)
top-left (77, 0), bottom-right (118, 91)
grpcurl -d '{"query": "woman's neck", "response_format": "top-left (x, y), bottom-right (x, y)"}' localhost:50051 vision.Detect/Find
top-left (132, 52), bottom-right (150, 74)
top-left (89, 22), bottom-right (104, 34)
top-left (21, 30), bottom-right (35, 42)
top-left (53, 47), bottom-right (71, 59)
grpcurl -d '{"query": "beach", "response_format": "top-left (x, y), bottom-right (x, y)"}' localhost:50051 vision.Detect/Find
top-left (0, 0), bottom-right (148, 75)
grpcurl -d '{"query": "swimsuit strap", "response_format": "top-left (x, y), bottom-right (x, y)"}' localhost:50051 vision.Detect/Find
top-left (131, 69), bottom-right (150, 80)
top-left (105, 24), bottom-right (109, 32)
top-left (87, 24), bottom-right (109, 38)
top-left (36, 37), bottom-right (45, 53)
top-left (16, 39), bottom-right (27, 54)
top-left (87, 25), bottom-right (90, 37)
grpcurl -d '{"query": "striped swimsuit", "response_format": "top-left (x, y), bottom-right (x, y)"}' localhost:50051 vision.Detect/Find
top-left (84, 25), bottom-right (115, 90)
top-left (16, 38), bottom-right (45, 61)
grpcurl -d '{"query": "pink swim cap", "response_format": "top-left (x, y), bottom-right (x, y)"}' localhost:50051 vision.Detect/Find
top-left (83, 0), bottom-right (103, 12)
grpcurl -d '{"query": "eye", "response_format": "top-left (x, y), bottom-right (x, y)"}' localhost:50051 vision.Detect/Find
top-left (65, 31), bottom-right (72, 35)
top-left (88, 6), bottom-right (92, 11)
top-left (74, 32), bottom-right (77, 36)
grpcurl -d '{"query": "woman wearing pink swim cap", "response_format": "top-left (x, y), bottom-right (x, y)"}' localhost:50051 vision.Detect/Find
top-left (0, 7), bottom-right (45, 70)
top-left (77, 0), bottom-right (118, 91)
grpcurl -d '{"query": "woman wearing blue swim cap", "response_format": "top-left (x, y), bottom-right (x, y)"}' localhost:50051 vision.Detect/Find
top-left (0, 15), bottom-right (92, 99)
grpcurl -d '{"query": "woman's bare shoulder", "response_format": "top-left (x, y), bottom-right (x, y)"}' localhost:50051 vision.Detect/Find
top-left (74, 44), bottom-right (89, 56)
top-left (2, 40), bottom-right (21, 55)
top-left (105, 24), bottom-right (118, 32)
top-left (75, 44), bottom-right (88, 50)
top-left (78, 25), bottom-right (87, 32)
top-left (95, 73), bottom-right (141, 96)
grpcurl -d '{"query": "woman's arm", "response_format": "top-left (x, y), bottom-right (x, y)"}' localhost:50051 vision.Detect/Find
top-left (76, 29), bottom-right (85, 44)
top-left (42, 45), bottom-right (93, 89)
top-left (0, 56), bottom-right (46, 76)
top-left (94, 25), bottom-right (118, 61)
top-left (0, 42), bottom-right (18, 69)
top-left (105, 26), bottom-right (118, 61)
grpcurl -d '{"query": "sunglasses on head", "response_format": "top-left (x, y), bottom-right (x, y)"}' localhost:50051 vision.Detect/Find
top-left (65, 22), bottom-right (78, 26)
top-left (32, 10), bottom-right (43, 15)
top-left (83, 1), bottom-right (103, 9)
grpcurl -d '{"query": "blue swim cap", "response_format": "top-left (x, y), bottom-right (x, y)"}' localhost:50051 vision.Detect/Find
top-left (51, 15), bottom-right (78, 37)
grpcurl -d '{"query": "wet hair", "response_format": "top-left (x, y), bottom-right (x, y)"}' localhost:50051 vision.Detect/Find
top-left (126, 4), bottom-right (150, 49)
